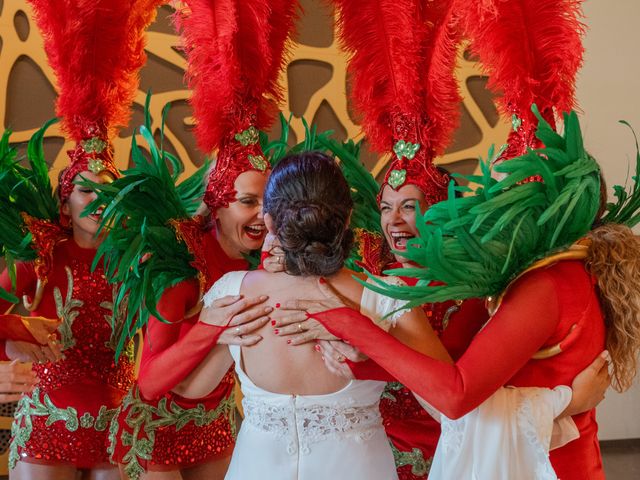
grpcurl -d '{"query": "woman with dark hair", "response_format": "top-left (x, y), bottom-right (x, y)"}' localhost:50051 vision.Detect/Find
top-left (176, 151), bottom-right (451, 479)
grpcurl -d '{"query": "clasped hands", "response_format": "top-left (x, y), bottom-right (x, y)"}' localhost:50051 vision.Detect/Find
top-left (6, 315), bottom-right (63, 364)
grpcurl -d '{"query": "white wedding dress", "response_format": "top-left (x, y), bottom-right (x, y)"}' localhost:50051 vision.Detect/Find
top-left (204, 271), bottom-right (405, 480)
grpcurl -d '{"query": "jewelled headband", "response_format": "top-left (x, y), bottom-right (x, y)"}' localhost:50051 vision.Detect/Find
top-left (377, 114), bottom-right (449, 207)
top-left (203, 125), bottom-right (269, 212)
top-left (59, 134), bottom-right (119, 202)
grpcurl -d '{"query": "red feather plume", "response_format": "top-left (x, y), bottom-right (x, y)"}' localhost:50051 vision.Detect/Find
top-left (27, 0), bottom-right (163, 142)
top-left (175, 0), bottom-right (297, 155)
top-left (334, 0), bottom-right (428, 154)
top-left (459, 0), bottom-right (585, 155)
top-left (422, 1), bottom-right (464, 158)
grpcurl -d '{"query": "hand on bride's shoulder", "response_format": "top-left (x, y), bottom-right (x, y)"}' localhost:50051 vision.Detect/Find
top-left (199, 294), bottom-right (273, 346)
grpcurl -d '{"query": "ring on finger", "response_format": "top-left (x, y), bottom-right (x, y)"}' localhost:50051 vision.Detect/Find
top-left (337, 355), bottom-right (346, 363)
top-left (297, 323), bottom-right (303, 332)
top-left (234, 327), bottom-right (241, 335)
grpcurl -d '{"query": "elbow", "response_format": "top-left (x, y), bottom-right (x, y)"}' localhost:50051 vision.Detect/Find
top-left (437, 392), bottom-right (475, 420)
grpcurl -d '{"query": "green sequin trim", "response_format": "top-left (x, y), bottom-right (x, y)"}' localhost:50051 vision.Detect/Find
top-left (390, 441), bottom-right (432, 477)
top-left (87, 158), bottom-right (107, 174)
top-left (9, 387), bottom-right (118, 469)
top-left (388, 169), bottom-right (407, 189)
top-left (53, 266), bottom-right (83, 351)
top-left (248, 154), bottom-right (268, 171)
top-left (511, 114), bottom-right (523, 132)
top-left (81, 136), bottom-right (107, 154)
top-left (393, 139), bottom-right (420, 160)
top-left (113, 387), bottom-right (237, 480)
top-left (101, 286), bottom-right (135, 363)
top-left (234, 126), bottom-right (259, 146)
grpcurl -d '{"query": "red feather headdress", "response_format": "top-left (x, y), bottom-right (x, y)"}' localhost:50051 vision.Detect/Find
top-left (28, 0), bottom-right (163, 201)
top-left (334, 0), bottom-right (462, 206)
top-left (459, 0), bottom-right (585, 159)
top-left (175, 0), bottom-right (297, 211)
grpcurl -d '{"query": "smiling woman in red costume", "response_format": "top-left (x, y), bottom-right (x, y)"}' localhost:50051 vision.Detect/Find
top-left (104, 1), bottom-right (298, 478)
top-left (0, 1), bottom-right (162, 478)
top-left (304, 106), bottom-right (640, 480)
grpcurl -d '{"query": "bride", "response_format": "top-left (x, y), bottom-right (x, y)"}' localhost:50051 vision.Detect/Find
top-left (173, 151), bottom-right (452, 479)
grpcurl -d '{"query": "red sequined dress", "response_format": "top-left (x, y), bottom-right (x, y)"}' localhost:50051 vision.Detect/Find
top-left (109, 229), bottom-right (247, 479)
top-left (0, 236), bottom-right (136, 469)
top-left (379, 263), bottom-right (487, 479)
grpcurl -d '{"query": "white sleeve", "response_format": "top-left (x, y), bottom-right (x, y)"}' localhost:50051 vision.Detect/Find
top-left (203, 270), bottom-right (248, 307)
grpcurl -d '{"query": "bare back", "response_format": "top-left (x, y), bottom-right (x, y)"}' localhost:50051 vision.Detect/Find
top-left (238, 268), bottom-right (365, 395)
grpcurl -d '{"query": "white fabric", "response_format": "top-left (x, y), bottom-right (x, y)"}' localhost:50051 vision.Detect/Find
top-left (205, 271), bottom-right (399, 480)
top-left (420, 385), bottom-right (576, 480)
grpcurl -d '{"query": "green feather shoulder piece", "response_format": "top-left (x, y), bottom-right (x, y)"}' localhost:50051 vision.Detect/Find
top-left (0, 119), bottom-right (63, 304)
top-left (82, 97), bottom-right (208, 358)
top-left (366, 105), bottom-right (606, 309)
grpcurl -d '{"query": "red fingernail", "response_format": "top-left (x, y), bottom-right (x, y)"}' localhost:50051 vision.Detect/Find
top-left (271, 320), bottom-right (276, 326)
top-left (274, 329), bottom-right (279, 335)
top-left (319, 278), bottom-right (325, 284)
top-left (314, 344), bottom-right (320, 352)
top-left (275, 303), bottom-right (281, 308)
top-left (287, 339), bottom-right (291, 345)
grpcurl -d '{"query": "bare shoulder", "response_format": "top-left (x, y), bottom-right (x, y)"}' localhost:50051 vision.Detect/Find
top-left (325, 268), bottom-right (365, 307)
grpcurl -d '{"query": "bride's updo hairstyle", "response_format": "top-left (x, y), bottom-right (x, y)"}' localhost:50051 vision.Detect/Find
top-left (263, 151), bottom-right (354, 276)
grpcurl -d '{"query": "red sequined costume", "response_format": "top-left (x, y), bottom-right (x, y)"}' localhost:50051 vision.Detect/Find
top-left (0, 237), bottom-right (135, 468)
top-left (109, 227), bottom-right (248, 478)
top-left (310, 260), bottom-right (606, 479)
top-left (377, 262), bottom-right (487, 479)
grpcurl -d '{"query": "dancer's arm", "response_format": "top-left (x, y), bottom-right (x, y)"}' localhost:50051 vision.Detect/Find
top-left (306, 268), bottom-right (561, 419)
top-left (0, 264), bottom-right (61, 360)
top-left (137, 280), bottom-right (225, 400)
top-left (138, 281), bottom-right (271, 400)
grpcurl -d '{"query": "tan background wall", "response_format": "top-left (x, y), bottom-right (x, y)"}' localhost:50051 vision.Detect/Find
top-left (0, 0), bottom-right (638, 442)
top-left (576, 0), bottom-right (640, 440)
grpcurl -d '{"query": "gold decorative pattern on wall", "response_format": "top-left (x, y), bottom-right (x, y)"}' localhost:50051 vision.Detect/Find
top-left (1, 0), bottom-right (510, 185)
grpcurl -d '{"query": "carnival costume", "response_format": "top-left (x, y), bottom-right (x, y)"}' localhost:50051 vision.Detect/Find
top-left (94, 1), bottom-right (297, 476)
top-left (324, 1), bottom-right (488, 476)
top-left (308, 105), bottom-right (640, 479)
top-left (0, 0), bottom-right (161, 469)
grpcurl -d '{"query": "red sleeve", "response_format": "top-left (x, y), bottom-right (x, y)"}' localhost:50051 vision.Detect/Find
top-left (0, 340), bottom-right (9, 361)
top-left (0, 262), bottom-right (36, 314)
top-left (137, 280), bottom-right (225, 400)
top-left (347, 358), bottom-right (396, 382)
top-left (0, 264), bottom-right (40, 343)
top-left (310, 268), bottom-right (561, 419)
top-left (440, 298), bottom-right (488, 360)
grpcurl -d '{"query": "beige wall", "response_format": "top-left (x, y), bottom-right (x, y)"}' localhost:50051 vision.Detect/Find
top-left (576, 0), bottom-right (640, 440)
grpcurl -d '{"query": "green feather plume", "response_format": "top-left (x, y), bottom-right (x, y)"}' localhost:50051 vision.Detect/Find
top-left (0, 119), bottom-right (60, 303)
top-left (81, 94), bottom-right (207, 359)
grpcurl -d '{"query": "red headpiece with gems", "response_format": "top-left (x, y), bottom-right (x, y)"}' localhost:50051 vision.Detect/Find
top-left (175, 0), bottom-right (298, 212)
top-left (334, 0), bottom-right (462, 207)
top-left (27, 0), bottom-right (163, 203)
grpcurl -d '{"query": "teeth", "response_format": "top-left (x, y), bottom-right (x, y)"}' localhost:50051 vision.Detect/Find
top-left (245, 225), bottom-right (266, 234)
top-left (390, 232), bottom-right (413, 239)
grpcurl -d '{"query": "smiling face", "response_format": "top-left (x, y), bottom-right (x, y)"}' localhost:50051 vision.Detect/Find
top-left (215, 170), bottom-right (268, 258)
top-left (61, 170), bottom-right (113, 248)
top-left (379, 183), bottom-right (428, 264)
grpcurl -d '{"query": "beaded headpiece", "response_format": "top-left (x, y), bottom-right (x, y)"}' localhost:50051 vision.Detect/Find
top-left (27, 0), bottom-right (163, 203)
top-left (334, 0), bottom-right (462, 207)
top-left (175, 0), bottom-right (297, 212)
